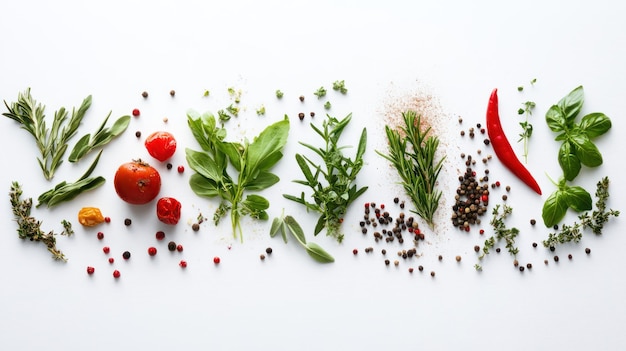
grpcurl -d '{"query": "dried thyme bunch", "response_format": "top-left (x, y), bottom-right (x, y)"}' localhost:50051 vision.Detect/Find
top-left (9, 182), bottom-right (73, 261)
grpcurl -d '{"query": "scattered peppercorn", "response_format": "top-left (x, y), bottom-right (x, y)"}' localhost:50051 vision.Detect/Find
top-left (438, 255), bottom-right (443, 261)
top-left (298, 112), bottom-right (305, 120)
top-left (124, 218), bottom-right (132, 226)
top-left (192, 223), bottom-right (200, 231)
top-left (310, 112), bottom-right (315, 117)
top-left (113, 270), bottom-right (121, 278)
top-left (530, 219), bottom-right (536, 225)
top-left (123, 251), bottom-right (131, 260)
top-left (179, 260), bottom-right (187, 268)
top-left (526, 263), bottom-right (532, 269)
top-left (169, 90), bottom-right (176, 96)
top-left (474, 245), bottom-right (480, 252)
top-left (156, 231), bottom-right (165, 240)
top-left (513, 259), bottom-right (519, 267)
top-left (260, 254), bottom-right (266, 260)
top-left (532, 242), bottom-right (537, 248)
top-left (132, 109), bottom-right (140, 117)
top-left (104, 217), bottom-right (111, 223)
top-left (265, 247), bottom-right (273, 255)
top-left (97, 232), bottom-right (104, 240)
top-left (544, 259), bottom-right (549, 265)
top-left (213, 256), bottom-right (221, 264)
top-left (86, 266), bottom-right (95, 275)
top-left (381, 249), bottom-right (387, 255)
top-left (495, 248), bottom-right (501, 253)
top-left (299, 95), bottom-right (305, 102)
top-left (142, 91), bottom-right (148, 98)
top-left (168, 241), bottom-right (177, 251)
top-left (176, 244), bottom-right (183, 252)
top-left (352, 249), bottom-right (358, 255)
top-left (568, 254), bottom-right (573, 260)
top-left (585, 248), bottom-right (591, 254)
top-left (384, 259), bottom-right (390, 266)
top-left (554, 256), bottom-right (560, 262)
top-left (135, 131), bottom-right (141, 138)
top-left (394, 260), bottom-right (399, 266)
top-left (519, 266), bottom-right (525, 272)
top-left (108, 257), bottom-right (114, 264)
top-left (103, 246), bottom-right (110, 254)
top-left (148, 247), bottom-right (157, 256)
top-left (430, 271), bottom-right (436, 277)
top-left (177, 165), bottom-right (185, 173)
top-left (418, 265), bottom-right (424, 272)
top-left (167, 163), bottom-right (173, 170)
top-left (408, 267), bottom-right (414, 273)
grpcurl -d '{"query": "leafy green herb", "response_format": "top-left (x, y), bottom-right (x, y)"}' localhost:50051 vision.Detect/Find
top-left (543, 176), bottom-right (620, 247)
top-left (203, 90), bottom-right (210, 97)
top-left (324, 101), bottom-right (331, 110)
top-left (545, 85), bottom-right (612, 181)
top-left (476, 204), bottom-right (519, 270)
top-left (275, 90), bottom-right (284, 99)
top-left (270, 212), bottom-right (334, 263)
top-left (228, 87), bottom-right (242, 103)
top-left (186, 110), bottom-right (290, 241)
top-left (217, 109), bottom-right (231, 122)
top-left (37, 150), bottom-right (106, 208)
top-left (283, 114), bottom-right (367, 243)
top-left (542, 176), bottom-right (592, 228)
top-left (226, 104), bottom-right (240, 117)
top-left (10, 182), bottom-right (74, 261)
top-left (332, 80), bottom-right (348, 94)
top-left (376, 110), bottom-right (444, 229)
top-left (256, 105), bottom-right (266, 116)
top-left (314, 86), bottom-right (327, 99)
top-left (517, 100), bottom-right (535, 163)
top-left (3, 89), bottom-right (91, 180)
top-left (68, 113), bottom-right (130, 162)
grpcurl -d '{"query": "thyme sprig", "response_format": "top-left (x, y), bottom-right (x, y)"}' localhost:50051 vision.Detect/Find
top-left (543, 176), bottom-right (620, 248)
top-left (476, 204), bottom-right (519, 270)
top-left (376, 110), bottom-right (444, 229)
top-left (9, 182), bottom-right (73, 261)
top-left (284, 113), bottom-right (367, 243)
top-left (3, 89), bottom-right (91, 180)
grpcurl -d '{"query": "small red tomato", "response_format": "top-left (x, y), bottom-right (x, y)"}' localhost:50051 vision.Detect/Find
top-left (114, 160), bottom-right (161, 205)
top-left (144, 131), bottom-right (177, 162)
top-left (113, 270), bottom-right (121, 278)
top-left (148, 247), bottom-right (157, 256)
top-left (86, 266), bottom-right (95, 275)
top-left (156, 197), bottom-right (182, 225)
top-left (213, 257), bottom-right (220, 264)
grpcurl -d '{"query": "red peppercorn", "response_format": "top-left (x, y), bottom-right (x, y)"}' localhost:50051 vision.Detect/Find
top-left (113, 270), bottom-right (121, 278)
top-left (179, 260), bottom-right (187, 268)
top-left (479, 229), bottom-right (485, 235)
top-left (495, 181), bottom-right (501, 187)
top-left (176, 244), bottom-right (183, 252)
top-left (213, 256), bottom-right (221, 264)
top-left (97, 232), bottom-right (104, 240)
top-left (103, 246), bottom-right (110, 254)
top-left (86, 266), bottom-right (95, 275)
top-left (155, 231), bottom-right (165, 240)
top-left (177, 165), bottom-right (185, 173)
top-left (352, 249), bottom-right (358, 255)
top-left (104, 216), bottom-right (111, 223)
top-left (481, 194), bottom-right (488, 202)
top-left (132, 109), bottom-right (140, 117)
top-left (148, 247), bottom-right (157, 256)
top-left (108, 257), bottom-right (114, 264)
top-left (380, 204), bottom-right (385, 209)
top-left (464, 226), bottom-right (470, 232)
top-left (364, 202), bottom-right (370, 208)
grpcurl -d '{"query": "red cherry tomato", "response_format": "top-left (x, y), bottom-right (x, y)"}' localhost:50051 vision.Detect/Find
top-left (156, 197), bottom-right (182, 225)
top-left (114, 160), bottom-right (162, 205)
top-left (145, 131), bottom-right (177, 162)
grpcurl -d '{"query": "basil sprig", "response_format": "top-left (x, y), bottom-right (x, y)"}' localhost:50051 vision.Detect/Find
top-left (545, 85), bottom-right (612, 181)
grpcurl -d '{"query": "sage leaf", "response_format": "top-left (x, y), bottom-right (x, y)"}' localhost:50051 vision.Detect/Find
top-left (305, 242), bottom-right (335, 263)
top-left (284, 215), bottom-right (306, 245)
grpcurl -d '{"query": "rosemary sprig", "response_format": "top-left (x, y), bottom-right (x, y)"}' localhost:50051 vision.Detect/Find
top-left (9, 182), bottom-right (73, 261)
top-left (3, 89), bottom-right (91, 180)
top-left (376, 110), bottom-right (444, 229)
top-left (284, 113), bottom-right (367, 243)
top-left (543, 176), bottom-right (620, 248)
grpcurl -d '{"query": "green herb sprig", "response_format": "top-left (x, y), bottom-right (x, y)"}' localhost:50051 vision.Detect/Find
top-left (332, 80), bottom-right (348, 94)
top-left (270, 212), bottom-right (334, 263)
top-left (541, 176), bottom-right (592, 228)
top-left (376, 110), bottom-right (444, 229)
top-left (475, 204), bottom-right (519, 270)
top-left (517, 101), bottom-right (535, 163)
top-left (10, 182), bottom-right (74, 261)
top-left (543, 176), bottom-right (620, 248)
top-left (186, 110), bottom-right (290, 242)
top-left (283, 113), bottom-right (367, 243)
top-left (546, 85), bottom-right (612, 181)
top-left (68, 113), bottom-right (130, 162)
top-left (3, 89), bottom-right (91, 180)
top-left (314, 86), bottom-right (327, 99)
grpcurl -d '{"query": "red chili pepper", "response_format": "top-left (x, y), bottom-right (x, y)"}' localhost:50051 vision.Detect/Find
top-left (156, 197), bottom-right (182, 225)
top-left (486, 89), bottom-right (542, 195)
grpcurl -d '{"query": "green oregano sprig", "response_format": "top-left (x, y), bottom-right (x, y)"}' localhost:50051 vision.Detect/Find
top-left (284, 113), bottom-right (367, 243)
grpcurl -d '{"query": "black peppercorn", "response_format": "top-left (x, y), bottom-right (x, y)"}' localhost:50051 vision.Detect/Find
top-left (418, 265), bottom-right (424, 272)
top-left (532, 242), bottom-right (538, 248)
top-left (192, 223), bottom-right (200, 231)
top-left (124, 218), bottom-right (132, 226)
top-left (299, 95), bottom-right (305, 102)
top-left (554, 255), bottom-right (559, 262)
top-left (298, 112), bottom-right (305, 120)
top-left (585, 248), bottom-right (591, 254)
top-left (530, 219), bottom-right (536, 225)
top-left (142, 91), bottom-right (148, 98)
top-left (168, 241), bottom-right (177, 251)
top-left (519, 266), bottom-right (524, 272)
top-left (384, 259), bottom-right (390, 266)
top-left (568, 254), bottom-right (573, 260)
top-left (123, 251), bottom-right (131, 259)
top-left (526, 263), bottom-right (532, 269)
top-left (169, 90), bottom-right (176, 96)
top-left (167, 163), bottom-right (173, 170)
top-left (265, 247), bottom-right (273, 255)
top-left (135, 131), bottom-right (141, 138)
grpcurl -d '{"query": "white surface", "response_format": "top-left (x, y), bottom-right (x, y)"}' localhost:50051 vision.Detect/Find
top-left (1, 1), bottom-right (625, 350)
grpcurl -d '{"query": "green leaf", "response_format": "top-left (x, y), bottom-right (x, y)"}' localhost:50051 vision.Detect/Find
top-left (569, 133), bottom-right (602, 167)
top-left (108, 115), bottom-right (131, 137)
top-left (243, 194), bottom-right (270, 211)
top-left (546, 105), bottom-right (566, 133)
top-left (269, 217), bottom-right (285, 242)
top-left (68, 134), bottom-right (91, 162)
top-left (557, 85), bottom-right (584, 126)
top-left (542, 189), bottom-right (569, 228)
top-left (314, 215), bottom-right (325, 235)
top-left (246, 117), bottom-right (289, 175)
top-left (244, 171), bottom-right (280, 190)
top-left (295, 153), bottom-right (317, 186)
top-left (355, 128), bottom-right (367, 160)
top-left (185, 148), bottom-right (223, 183)
top-left (189, 173), bottom-right (220, 198)
top-left (284, 215), bottom-right (307, 245)
top-left (305, 242), bottom-right (335, 263)
top-left (558, 142), bottom-right (581, 181)
top-left (563, 185), bottom-right (592, 212)
top-left (579, 112), bottom-right (612, 138)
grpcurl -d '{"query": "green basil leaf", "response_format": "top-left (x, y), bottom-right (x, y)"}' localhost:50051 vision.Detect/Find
top-left (189, 173), bottom-right (220, 198)
top-left (187, 110), bottom-right (213, 152)
top-left (219, 142), bottom-right (243, 172)
top-left (546, 105), bottom-right (566, 133)
top-left (244, 171), bottom-right (279, 190)
top-left (558, 142), bottom-right (581, 181)
top-left (305, 242), bottom-right (335, 263)
top-left (185, 148), bottom-right (223, 182)
top-left (255, 151), bottom-right (284, 172)
top-left (246, 117), bottom-right (289, 176)
top-left (542, 190), bottom-right (569, 227)
top-left (563, 185), bottom-right (592, 212)
top-left (579, 112), bottom-right (612, 138)
top-left (284, 215), bottom-right (307, 245)
top-left (558, 85), bottom-right (584, 126)
top-left (570, 134), bottom-right (602, 167)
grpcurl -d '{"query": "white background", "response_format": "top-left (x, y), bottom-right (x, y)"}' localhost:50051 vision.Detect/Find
top-left (1, 1), bottom-right (625, 350)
